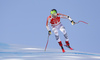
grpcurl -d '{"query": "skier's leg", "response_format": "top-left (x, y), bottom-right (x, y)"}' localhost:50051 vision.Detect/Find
top-left (52, 27), bottom-right (65, 52)
top-left (52, 28), bottom-right (60, 42)
top-left (59, 26), bottom-right (73, 50)
top-left (59, 26), bottom-right (69, 41)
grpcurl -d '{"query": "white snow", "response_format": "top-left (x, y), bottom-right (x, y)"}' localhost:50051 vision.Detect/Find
top-left (20, 48), bottom-right (43, 50)
top-left (2, 59), bottom-right (23, 60)
top-left (91, 56), bottom-right (100, 59)
top-left (0, 44), bottom-right (100, 60)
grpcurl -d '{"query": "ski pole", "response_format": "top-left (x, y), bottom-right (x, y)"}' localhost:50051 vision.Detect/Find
top-left (45, 34), bottom-right (50, 51)
top-left (75, 20), bottom-right (88, 24)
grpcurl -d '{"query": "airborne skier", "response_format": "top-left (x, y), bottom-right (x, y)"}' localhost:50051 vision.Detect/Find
top-left (46, 9), bottom-right (75, 53)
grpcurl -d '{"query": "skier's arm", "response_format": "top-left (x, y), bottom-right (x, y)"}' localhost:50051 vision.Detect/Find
top-left (58, 13), bottom-right (72, 21)
top-left (58, 13), bottom-right (75, 25)
top-left (46, 16), bottom-right (51, 35)
top-left (46, 16), bottom-right (50, 31)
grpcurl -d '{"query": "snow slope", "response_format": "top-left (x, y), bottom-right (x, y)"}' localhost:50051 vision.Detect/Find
top-left (0, 43), bottom-right (100, 60)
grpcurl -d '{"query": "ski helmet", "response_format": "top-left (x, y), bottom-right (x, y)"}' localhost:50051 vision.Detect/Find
top-left (50, 9), bottom-right (57, 14)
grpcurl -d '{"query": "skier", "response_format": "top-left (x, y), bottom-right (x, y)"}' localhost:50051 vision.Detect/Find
top-left (46, 9), bottom-right (75, 53)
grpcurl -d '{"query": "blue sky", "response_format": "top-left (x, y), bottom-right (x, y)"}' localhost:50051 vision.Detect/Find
top-left (0, 0), bottom-right (100, 53)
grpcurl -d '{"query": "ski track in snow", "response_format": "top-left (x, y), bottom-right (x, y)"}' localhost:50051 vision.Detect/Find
top-left (0, 43), bottom-right (100, 60)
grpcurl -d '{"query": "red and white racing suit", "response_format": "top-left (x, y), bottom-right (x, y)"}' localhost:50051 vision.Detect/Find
top-left (46, 13), bottom-right (70, 42)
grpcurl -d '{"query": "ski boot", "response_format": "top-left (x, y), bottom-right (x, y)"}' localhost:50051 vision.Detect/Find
top-left (65, 41), bottom-right (73, 50)
top-left (58, 41), bottom-right (65, 53)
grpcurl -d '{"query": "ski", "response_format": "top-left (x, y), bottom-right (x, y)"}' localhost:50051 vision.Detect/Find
top-left (64, 45), bottom-right (74, 50)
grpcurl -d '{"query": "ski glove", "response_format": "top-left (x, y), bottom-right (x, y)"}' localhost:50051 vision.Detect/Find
top-left (71, 20), bottom-right (75, 25)
top-left (48, 30), bottom-right (52, 35)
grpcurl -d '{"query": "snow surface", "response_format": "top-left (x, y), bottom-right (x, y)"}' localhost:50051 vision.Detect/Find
top-left (0, 43), bottom-right (100, 60)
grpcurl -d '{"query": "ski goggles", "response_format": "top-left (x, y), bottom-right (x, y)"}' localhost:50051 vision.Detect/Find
top-left (51, 10), bottom-right (57, 14)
